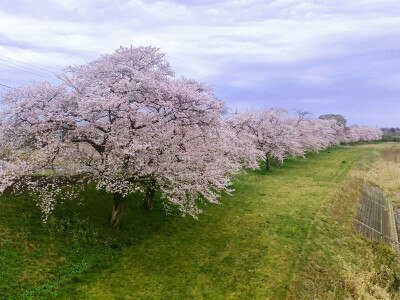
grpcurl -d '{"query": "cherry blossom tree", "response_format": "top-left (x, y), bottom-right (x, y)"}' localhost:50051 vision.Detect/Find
top-left (0, 45), bottom-right (383, 230)
top-left (345, 125), bottom-right (382, 143)
top-left (309, 119), bottom-right (345, 148)
top-left (286, 116), bottom-right (340, 153)
top-left (0, 46), bottom-right (256, 229)
top-left (225, 109), bottom-right (303, 171)
top-left (227, 110), bottom-right (380, 171)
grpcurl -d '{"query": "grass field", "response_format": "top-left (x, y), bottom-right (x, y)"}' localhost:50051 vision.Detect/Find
top-left (1, 144), bottom-right (399, 299)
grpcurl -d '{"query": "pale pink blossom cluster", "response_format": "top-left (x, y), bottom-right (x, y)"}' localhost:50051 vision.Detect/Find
top-left (345, 125), bottom-right (383, 143)
top-left (0, 46), bottom-right (258, 224)
top-left (225, 109), bottom-right (382, 170)
top-left (0, 46), bottom-right (383, 225)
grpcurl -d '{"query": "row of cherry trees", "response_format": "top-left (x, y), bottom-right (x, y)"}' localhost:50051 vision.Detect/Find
top-left (0, 46), bottom-right (382, 228)
top-left (226, 110), bottom-right (382, 170)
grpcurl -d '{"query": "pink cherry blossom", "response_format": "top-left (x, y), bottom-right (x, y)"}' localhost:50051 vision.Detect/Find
top-left (0, 45), bottom-right (383, 228)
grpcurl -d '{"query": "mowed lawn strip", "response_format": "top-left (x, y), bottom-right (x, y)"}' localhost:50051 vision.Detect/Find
top-left (54, 146), bottom-right (372, 299)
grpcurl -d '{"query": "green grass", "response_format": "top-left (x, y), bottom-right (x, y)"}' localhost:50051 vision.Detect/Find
top-left (0, 145), bottom-right (398, 299)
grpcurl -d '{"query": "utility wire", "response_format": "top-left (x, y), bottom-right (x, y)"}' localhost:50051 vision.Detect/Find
top-left (0, 54), bottom-right (56, 76)
top-left (0, 54), bottom-right (57, 76)
top-left (0, 59), bottom-right (57, 80)
top-left (0, 83), bottom-right (13, 89)
top-left (0, 48), bottom-right (67, 89)
top-left (0, 58), bottom-right (57, 80)
top-left (0, 61), bottom-right (56, 80)
top-left (0, 47), bottom-right (63, 73)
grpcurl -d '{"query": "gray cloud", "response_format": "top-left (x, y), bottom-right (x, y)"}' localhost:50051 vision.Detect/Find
top-left (1, 0), bottom-right (400, 126)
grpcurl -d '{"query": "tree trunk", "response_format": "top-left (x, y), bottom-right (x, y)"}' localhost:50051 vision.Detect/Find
top-left (265, 156), bottom-right (270, 171)
top-left (143, 180), bottom-right (156, 210)
top-left (108, 192), bottom-right (125, 229)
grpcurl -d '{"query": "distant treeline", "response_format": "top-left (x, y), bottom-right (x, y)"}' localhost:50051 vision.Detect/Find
top-left (382, 133), bottom-right (400, 142)
top-left (381, 128), bottom-right (400, 141)
top-left (382, 128), bottom-right (400, 136)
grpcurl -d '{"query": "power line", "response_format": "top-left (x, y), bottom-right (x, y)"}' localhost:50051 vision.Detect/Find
top-left (0, 61), bottom-right (56, 81)
top-left (0, 58), bottom-right (57, 80)
top-left (0, 47), bottom-right (63, 73)
top-left (0, 83), bottom-right (13, 89)
top-left (0, 59), bottom-right (57, 80)
top-left (0, 54), bottom-right (58, 76)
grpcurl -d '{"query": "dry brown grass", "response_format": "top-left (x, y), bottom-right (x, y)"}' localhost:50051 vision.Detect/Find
top-left (341, 245), bottom-right (396, 300)
top-left (342, 267), bottom-right (392, 300)
top-left (299, 245), bottom-right (396, 300)
top-left (351, 145), bottom-right (400, 209)
top-left (340, 146), bottom-right (400, 299)
top-left (297, 145), bottom-right (400, 300)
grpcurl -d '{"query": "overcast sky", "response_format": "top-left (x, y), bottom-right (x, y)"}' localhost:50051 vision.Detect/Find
top-left (0, 0), bottom-right (399, 126)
